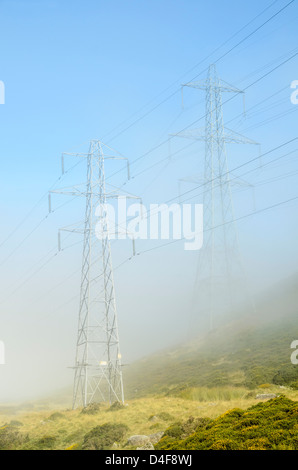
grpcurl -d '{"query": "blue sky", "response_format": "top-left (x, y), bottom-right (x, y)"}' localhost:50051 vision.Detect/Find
top-left (0, 0), bottom-right (297, 400)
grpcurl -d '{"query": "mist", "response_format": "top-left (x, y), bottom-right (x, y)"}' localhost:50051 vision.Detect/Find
top-left (0, 0), bottom-right (297, 410)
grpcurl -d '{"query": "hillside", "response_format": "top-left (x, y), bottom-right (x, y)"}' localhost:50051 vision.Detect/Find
top-left (1, 387), bottom-right (298, 450)
top-left (123, 274), bottom-right (298, 398)
top-left (1, 274), bottom-right (298, 450)
top-left (156, 395), bottom-right (298, 450)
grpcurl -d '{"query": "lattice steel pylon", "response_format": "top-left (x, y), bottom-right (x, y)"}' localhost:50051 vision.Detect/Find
top-left (72, 140), bottom-right (125, 408)
top-left (51, 140), bottom-right (130, 408)
top-left (75, 140), bottom-right (128, 408)
top-left (173, 64), bottom-right (258, 333)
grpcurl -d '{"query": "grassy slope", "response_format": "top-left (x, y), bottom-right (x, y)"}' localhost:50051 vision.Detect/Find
top-left (0, 394), bottom-right (259, 450)
top-left (1, 387), bottom-right (298, 450)
top-left (0, 275), bottom-right (298, 450)
top-left (124, 320), bottom-right (298, 397)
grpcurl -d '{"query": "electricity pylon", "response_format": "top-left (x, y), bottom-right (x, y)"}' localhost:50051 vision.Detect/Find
top-left (50, 140), bottom-right (132, 408)
top-left (173, 64), bottom-right (258, 333)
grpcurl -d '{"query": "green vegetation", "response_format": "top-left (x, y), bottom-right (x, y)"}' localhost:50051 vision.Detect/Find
top-left (47, 412), bottom-right (65, 421)
top-left (0, 424), bottom-right (28, 450)
top-left (0, 390), bottom-right (260, 450)
top-left (173, 386), bottom-right (248, 402)
top-left (80, 403), bottom-right (101, 415)
top-left (149, 412), bottom-right (174, 422)
top-left (1, 388), bottom-right (298, 450)
top-left (0, 277), bottom-right (297, 450)
top-left (124, 316), bottom-right (298, 397)
top-left (107, 401), bottom-right (125, 412)
top-left (82, 423), bottom-right (129, 450)
top-left (156, 396), bottom-right (298, 450)
top-left (36, 435), bottom-right (57, 449)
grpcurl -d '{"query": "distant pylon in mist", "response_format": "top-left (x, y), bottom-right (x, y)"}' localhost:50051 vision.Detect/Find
top-left (173, 64), bottom-right (258, 333)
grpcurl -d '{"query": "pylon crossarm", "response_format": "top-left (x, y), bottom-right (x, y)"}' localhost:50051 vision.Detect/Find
top-left (170, 127), bottom-right (205, 141)
top-left (223, 128), bottom-right (259, 145)
top-left (177, 64), bottom-right (257, 334)
top-left (181, 80), bottom-right (208, 91)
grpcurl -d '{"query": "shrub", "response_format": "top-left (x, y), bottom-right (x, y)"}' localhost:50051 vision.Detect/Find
top-left (290, 381), bottom-right (298, 390)
top-left (210, 439), bottom-right (238, 450)
top-left (107, 401), bottom-right (125, 412)
top-left (48, 412), bottom-right (64, 421)
top-left (36, 435), bottom-right (57, 449)
top-left (9, 420), bottom-right (23, 427)
top-left (157, 412), bottom-right (174, 421)
top-left (80, 403), bottom-right (101, 415)
top-left (157, 397), bottom-right (298, 450)
top-left (272, 365), bottom-right (298, 386)
top-left (149, 423), bottom-right (160, 430)
top-left (164, 424), bottom-right (183, 439)
top-left (155, 417), bottom-right (211, 450)
top-left (0, 425), bottom-right (26, 450)
top-left (82, 423), bottom-right (129, 450)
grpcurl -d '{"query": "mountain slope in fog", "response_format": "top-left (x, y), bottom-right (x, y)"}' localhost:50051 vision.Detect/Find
top-left (124, 273), bottom-right (298, 398)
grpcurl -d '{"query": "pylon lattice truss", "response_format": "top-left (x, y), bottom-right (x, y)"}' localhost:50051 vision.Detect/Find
top-left (52, 140), bottom-right (133, 409)
top-left (74, 140), bottom-right (125, 408)
top-left (175, 64), bottom-right (258, 332)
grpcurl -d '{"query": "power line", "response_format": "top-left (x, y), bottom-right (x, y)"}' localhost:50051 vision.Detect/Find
top-left (103, 0), bottom-right (287, 144)
top-left (34, 254), bottom-right (135, 324)
top-left (1, 83), bottom-right (294, 303)
top-left (128, 82), bottom-right (293, 184)
top-left (135, 194), bottom-right (298, 257)
top-left (189, 0), bottom-right (296, 83)
top-left (105, 50), bottom-right (298, 185)
top-left (3, 138), bottom-right (295, 303)
top-left (241, 106), bottom-right (298, 133)
top-left (7, 138), bottom-right (297, 305)
top-left (0, 250), bottom-right (60, 307)
top-left (1, 2), bottom-right (295, 311)
top-left (0, 235), bottom-right (84, 308)
top-left (0, 193), bottom-right (79, 268)
top-left (166, 138), bottom-right (298, 205)
top-left (180, 148), bottom-right (298, 206)
top-left (0, 214), bottom-right (50, 268)
top-left (4, 142), bottom-right (297, 316)
top-left (0, 159), bottom-right (83, 252)
top-left (116, 138), bottom-right (298, 240)
top-left (1, 2), bottom-right (292, 266)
